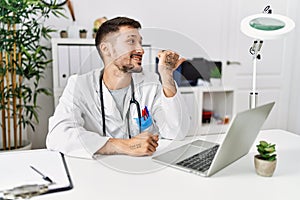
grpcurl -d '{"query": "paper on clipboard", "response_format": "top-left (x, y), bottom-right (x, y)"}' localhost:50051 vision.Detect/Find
top-left (0, 149), bottom-right (72, 194)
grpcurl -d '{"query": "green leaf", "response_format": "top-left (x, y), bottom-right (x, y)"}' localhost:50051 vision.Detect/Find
top-left (265, 147), bottom-right (275, 153)
top-left (259, 141), bottom-right (268, 147)
top-left (269, 154), bottom-right (277, 161)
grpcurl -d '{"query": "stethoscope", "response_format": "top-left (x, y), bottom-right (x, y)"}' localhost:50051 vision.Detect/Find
top-left (99, 70), bottom-right (141, 138)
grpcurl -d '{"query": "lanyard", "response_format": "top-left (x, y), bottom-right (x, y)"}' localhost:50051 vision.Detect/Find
top-left (99, 70), bottom-right (141, 138)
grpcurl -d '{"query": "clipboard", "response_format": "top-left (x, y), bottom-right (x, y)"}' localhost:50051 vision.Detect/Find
top-left (0, 149), bottom-right (73, 196)
top-left (44, 152), bottom-right (73, 195)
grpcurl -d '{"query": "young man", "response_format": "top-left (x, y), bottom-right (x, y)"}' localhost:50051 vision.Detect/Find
top-left (46, 17), bottom-right (190, 158)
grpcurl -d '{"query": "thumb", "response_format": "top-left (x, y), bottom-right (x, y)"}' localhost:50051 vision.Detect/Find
top-left (152, 133), bottom-right (159, 141)
top-left (174, 58), bottom-right (186, 70)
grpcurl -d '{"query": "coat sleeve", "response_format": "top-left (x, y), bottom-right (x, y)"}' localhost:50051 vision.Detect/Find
top-left (152, 80), bottom-right (191, 140)
top-left (46, 75), bottom-right (108, 159)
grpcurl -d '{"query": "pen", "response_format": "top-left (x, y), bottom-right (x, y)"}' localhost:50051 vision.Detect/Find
top-left (145, 106), bottom-right (149, 117)
top-left (142, 108), bottom-right (146, 120)
top-left (30, 165), bottom-right (53, 184)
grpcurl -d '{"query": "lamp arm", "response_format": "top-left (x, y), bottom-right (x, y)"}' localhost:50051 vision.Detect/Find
top-left (249, 40), bottom-right (263, 109)
top-left (249, 40), bottom-right (263, 61)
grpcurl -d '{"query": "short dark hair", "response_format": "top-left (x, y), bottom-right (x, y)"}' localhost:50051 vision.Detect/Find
top-left (95, 16), bottom-right (141, 56)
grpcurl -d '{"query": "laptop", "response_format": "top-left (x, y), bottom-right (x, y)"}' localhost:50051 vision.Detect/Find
top-left (152, 102), bottom-right (275, 177)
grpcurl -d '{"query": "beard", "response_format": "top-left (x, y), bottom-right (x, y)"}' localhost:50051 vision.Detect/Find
top-left (113, 54), bottom-right (143, 73)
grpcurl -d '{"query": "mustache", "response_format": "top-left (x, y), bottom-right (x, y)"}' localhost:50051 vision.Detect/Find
top-left (130, 54), bottom-right (142, 58)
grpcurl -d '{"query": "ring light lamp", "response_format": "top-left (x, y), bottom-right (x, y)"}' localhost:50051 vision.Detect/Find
top-left (240, 6), bottom-right (295, 109)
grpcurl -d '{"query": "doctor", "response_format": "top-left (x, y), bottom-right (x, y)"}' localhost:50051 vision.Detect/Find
top-left (46, 16), bottom-right (190, 158)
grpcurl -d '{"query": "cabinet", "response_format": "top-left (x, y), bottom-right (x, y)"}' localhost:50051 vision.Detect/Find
top-left (51, 38), bottom-right (101, 106)
top-left (179, 86), bottom-right (234, 135)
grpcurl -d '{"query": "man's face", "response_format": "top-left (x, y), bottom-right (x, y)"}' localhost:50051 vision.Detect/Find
top-left (106, 26), bottom-right (144, 73)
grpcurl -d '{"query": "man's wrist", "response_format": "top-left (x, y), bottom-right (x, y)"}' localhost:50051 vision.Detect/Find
top-left (159, 69), bottom-right (177, 97)
top-left (97, 138), bottom-right (129, 155)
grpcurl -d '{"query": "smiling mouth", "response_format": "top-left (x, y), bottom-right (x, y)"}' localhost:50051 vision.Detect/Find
top-left (130, 54), bottom-right (143, 65)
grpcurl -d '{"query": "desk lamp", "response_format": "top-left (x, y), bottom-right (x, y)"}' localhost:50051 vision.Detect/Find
top-left (240, 6), bottom-right (295, 109)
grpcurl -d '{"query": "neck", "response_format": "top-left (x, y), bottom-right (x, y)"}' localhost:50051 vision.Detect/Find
top-left (102, 66), bottom-right (131, 90)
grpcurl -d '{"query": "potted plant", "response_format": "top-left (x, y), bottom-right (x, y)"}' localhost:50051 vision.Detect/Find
top-left (79, 29), bottom-right (87, 38)
top-left (60, 30), bottom-right (68, 38)
top-left (92, 28), bottom-right (98, 39)
top-left (0, 0), bottom-right (64, 150)
top-left (254, 140), bottom-right (277, 177)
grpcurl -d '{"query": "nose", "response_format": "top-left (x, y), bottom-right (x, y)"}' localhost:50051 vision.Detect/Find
top-left (135, 44), bottom-right (144, 55)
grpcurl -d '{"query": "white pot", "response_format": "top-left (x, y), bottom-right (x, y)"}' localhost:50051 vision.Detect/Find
top-left (0, 119), bottom-right (30, 151)
top-left (254, 155), bottom-right (277, 177)
top-left (0, 140), bottom-right (32, 151)
top-left (14, 140), bottom-right (32, 151)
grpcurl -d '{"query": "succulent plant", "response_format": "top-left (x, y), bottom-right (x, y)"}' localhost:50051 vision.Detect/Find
top-left (79, 29), bottom-right (87, 33)
top-left (256, 140), bottom-right (277, 161)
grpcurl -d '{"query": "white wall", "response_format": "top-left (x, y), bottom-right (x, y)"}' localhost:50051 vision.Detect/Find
top-left (287, 0), bottom-right (300, 135)
top-left (46, 0), bottom-right (229, 59)
top-left (32, 0), bottom-right (300, 148)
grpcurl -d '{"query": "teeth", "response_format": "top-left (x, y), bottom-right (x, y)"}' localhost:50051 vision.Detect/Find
top-left (131, 55), bottom-right (142, 61)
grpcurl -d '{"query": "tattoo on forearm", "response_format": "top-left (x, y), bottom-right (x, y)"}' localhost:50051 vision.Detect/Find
top-left (167, 77), bottom-right (175, 87)
top-left (162, 77), bottom-right (175, 91)
top-left (100, 150), bottom-right (118, 155)
top-left (130, 143), bottom-right (142, 150)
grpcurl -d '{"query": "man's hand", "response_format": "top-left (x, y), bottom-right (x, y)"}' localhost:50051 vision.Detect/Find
top-left (157, 50), bottom-right (185, 72)
top-left (126, 132), bottom-right (159, 156)
top-left (157, 50), bottom-right (186, 97)
top-left (97, 132), bottom-right (159, 156)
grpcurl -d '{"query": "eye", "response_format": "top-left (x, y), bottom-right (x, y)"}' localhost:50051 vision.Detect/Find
top-left (128, 39), bottom-right (135, 44)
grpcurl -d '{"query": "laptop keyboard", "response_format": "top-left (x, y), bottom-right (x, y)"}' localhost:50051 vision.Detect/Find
top-left (176, 145), bottom-right (220, 172)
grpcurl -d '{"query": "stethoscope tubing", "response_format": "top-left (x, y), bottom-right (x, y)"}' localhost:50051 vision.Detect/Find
top-left (99, 70), bottom-right (141, 138)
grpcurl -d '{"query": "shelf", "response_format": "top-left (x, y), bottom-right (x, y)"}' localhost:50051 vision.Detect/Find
top-left (200, 123), bottom-right (230, 135)
top-left (52, 38), bottom-right (95, 45)
top-left (179, 86), bottom-right (234, 136)
top-left (187, 124), bottom-right (230, 136)
top-left (179, 85), bottom-right (234, 92)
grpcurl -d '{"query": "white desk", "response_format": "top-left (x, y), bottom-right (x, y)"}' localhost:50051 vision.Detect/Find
top-left (33, 130), bottom-right (300, 199)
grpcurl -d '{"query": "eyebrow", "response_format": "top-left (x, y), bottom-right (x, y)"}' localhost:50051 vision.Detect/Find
top-left (127, 34), bottom-right (143, 41)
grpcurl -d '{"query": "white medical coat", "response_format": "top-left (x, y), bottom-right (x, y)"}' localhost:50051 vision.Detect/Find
top-left (46, 69), bottom-right (190, 158)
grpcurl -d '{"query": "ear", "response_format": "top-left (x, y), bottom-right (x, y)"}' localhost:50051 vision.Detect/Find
top-left (99, 42), bottom-right (112, 58)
